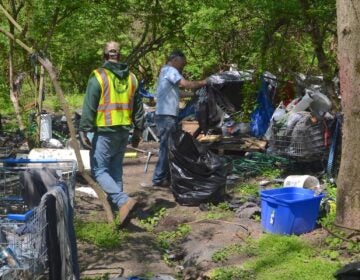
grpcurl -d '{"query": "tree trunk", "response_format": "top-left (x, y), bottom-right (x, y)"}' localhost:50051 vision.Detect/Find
top-left (7, 5), bottom-right (25, 131)
top-left (335, 0), bottom-right (360, 230)
top-left (8, 48), bottom-right (25, 131)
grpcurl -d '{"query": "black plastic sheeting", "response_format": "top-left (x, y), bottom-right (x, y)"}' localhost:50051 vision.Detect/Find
top-left (169, 131), bottom-right (227, 206)
top-left (334, 262), bottom-right (360, 280)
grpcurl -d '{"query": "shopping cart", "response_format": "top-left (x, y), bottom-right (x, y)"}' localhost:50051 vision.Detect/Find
top-left (0, 204), bottom-right (47, 280)
top-left (0, 148), bottom-right (12, 159)
top-left (0, 159), bottom-right (77, 206)
top-left (267, 121), bottom-right (329, 161)
top-left (0, 159), bottom-right (77, 279)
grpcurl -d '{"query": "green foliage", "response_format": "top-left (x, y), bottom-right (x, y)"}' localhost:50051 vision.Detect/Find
top-left (205, 202), bottom-right (234, 220)
top-left (260, 168), bottom-right (282, 179)
top-left (210, 265), bottom-right (254, 280)
top-left (242, 234), bottom-right (340, 280)
top-left (82, 274), bottom-right (110, 280)
top-left (324, 180), bottom-right (337, 200)
top-left (212, 243), bottom-right (243, 263)
top-left (139, 207), bottom-right (167, 232)
top-left (1, 0), bottom-right (338, 120)
top-left (42, 92), bottom-right (84, 113)
top-left (210, 234), bottom-right (341, 280)
top-left (74, 220), bottom-right (126, 249)
top-left (234, 183), bottom-right (259, 197)
top-left (156, 224), bottom-right (191, 266)
top-left (157, 224), bottom-right (191, 251)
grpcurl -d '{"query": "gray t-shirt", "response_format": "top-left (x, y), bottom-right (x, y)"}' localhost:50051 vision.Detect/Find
top-left (155, 65), bottom-right (183, 116)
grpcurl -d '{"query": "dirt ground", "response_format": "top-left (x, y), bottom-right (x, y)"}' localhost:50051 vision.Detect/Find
top-left (75, 141), bottom-right (255, 279)
top-left (74, 141), bottom-right (326, 279)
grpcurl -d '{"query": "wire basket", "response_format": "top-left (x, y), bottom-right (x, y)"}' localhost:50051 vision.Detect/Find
top-left (0, 204), bottom-right (47, 280)
top-left (0, 160), bottom-right (77, 279)
top-left (267, 122), bottom-right (328, 161)
top-left (0, 160), bottom-right (77, 206)
top-left (0, 148), bottom-right (12, 159)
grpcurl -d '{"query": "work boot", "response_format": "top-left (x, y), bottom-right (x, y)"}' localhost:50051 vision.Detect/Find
top-left (118, 198), bottom-right (137, 225)
top-left (140, 179), bottom-right (171, 188)
top-left (152, 179), bottom-right (171, 188)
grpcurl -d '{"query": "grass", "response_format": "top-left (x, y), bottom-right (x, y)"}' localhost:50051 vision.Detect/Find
top-left (157, 224), bottom-right (191, 251)
top-left (157, 224), bottom-right (191, 265)
top-left (212, 243), bottom-right (243, 262)
top-left (204, 202), bottom-right (234, 220)
top-left (74, 219), bottom-right (126, 248)
top-left (209, 234), bottom-right (341, 280)
top-left (234, 183), bottom-right (259, 197)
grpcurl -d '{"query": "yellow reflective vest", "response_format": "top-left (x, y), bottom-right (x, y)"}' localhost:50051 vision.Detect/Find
top-left (93, 68), bottom-right (138, 127)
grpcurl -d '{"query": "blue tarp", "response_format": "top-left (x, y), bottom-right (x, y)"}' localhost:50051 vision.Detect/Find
top-left (250, 77), bottom-right (275, 137)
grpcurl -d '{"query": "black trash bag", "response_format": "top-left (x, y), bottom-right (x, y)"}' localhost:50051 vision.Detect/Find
top-left (334, 262), bottom-right (360, 280)
top-left (169, 130), bottom-right (227, 205)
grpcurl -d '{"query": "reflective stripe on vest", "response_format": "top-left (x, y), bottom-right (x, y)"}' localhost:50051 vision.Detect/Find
top-left (93, 68), bottom-right (138, 127)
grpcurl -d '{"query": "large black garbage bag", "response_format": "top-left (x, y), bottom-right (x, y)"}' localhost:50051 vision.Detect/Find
top-left (334, 262), bottom-right (360, 280)
top-left (169, 131), bottom-right (227, 205)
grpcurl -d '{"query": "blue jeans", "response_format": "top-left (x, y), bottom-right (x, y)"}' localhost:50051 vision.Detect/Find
top-left (91, 131), bottom-right (129, 207)
top-left (152, 115), bottom-right (178, 184)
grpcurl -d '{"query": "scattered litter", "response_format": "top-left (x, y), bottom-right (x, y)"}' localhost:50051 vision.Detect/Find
top-left (75, 187), bottom-right (98, 198)
top-left (235, 202), bottom-right (261, 219)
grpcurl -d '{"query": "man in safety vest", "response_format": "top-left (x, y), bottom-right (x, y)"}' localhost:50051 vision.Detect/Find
top-left (79, 41), bottom-right (144, 225)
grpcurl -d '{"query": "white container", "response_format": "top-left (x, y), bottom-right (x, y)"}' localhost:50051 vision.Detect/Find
top-left (40, 114), bottom-right (52, 141)
top-left (283, 175), bottom-right (320, 191)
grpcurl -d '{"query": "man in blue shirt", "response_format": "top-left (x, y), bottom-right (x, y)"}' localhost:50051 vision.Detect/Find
top-left (152, 50), bottom-right (207, 187)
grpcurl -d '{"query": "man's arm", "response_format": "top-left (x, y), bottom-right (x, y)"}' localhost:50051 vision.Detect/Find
top-left (178, 78), bottom-right (206, 90)
top-left (131, 87), bottom-right (145, 130)
top-left (79, 76), bottom-right (101, 132)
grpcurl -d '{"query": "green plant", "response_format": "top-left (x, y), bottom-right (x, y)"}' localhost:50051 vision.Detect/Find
top-left (260, 168), bottom-right (282, 179)
top-left (210, 265), bottom-right (255, 280)
top-left (157, 224), bottom-right (191, 266)
top-left (240, 235), bottom-right (340, 280)
top-left (74, 220), bottom-right (126, 248)
top-left (82, 274), bottom-right (110, 280)
top-left (139, 207), bottom-right (167, 231)
top-left (157, 224), bottom-right (191, 250)
top-left (234, 183), bottom-right (259, 197)
top-left (324, 180), bottom-right (337, 200)
top-left (212, 243), bottom-right (243, 263)
top-left (204, 202), bottom-right (234, 220)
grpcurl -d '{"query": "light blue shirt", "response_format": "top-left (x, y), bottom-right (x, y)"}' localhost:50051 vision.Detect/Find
top-left (155, 65), bottom-right (183, 116)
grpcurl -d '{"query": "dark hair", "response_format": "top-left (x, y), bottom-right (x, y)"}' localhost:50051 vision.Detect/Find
top-left (167, 50), bottom-right (186, 62)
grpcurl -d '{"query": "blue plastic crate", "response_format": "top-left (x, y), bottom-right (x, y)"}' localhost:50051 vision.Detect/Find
top-left (260, 187), bottom-right (324, 235)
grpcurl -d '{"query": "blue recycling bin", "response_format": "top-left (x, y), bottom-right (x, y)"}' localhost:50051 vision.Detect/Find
top-left (260, 187), bottom-right (324, 235)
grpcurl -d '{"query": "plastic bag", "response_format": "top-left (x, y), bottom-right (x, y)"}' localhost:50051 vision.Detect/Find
top-left (250, 78), bottom-right (275, 137)
top-left (169, 131), bottom-right (227, 205)
top-left (334, 262), bottom-right (360, 280)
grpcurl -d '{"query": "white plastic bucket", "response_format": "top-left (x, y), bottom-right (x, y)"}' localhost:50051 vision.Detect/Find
top-left (283, 175), bottom-right (320, 190)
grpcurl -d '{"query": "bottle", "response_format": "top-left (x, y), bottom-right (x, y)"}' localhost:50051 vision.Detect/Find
top-left (0, 246), bottom-right (21, 268)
